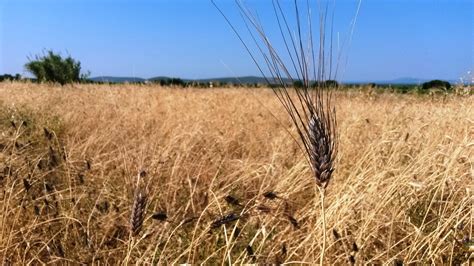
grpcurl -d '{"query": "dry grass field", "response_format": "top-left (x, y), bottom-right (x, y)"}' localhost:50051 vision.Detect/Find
top-left (0, 82), bottom-right (472, 264)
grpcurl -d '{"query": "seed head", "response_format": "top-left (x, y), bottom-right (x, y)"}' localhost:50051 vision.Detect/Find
top-left (130, 187), bottom-right (147, 236)
top-left (308, 114), bottom-right (336, 188)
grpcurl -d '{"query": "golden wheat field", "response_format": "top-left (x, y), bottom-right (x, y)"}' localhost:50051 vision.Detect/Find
top-left (0, 82), bottom-right (472, 264)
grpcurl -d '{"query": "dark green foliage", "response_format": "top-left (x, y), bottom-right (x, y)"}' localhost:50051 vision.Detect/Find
top-left (394, 85), bottom-right (412, 94)
top-left (308, 80), bottom-right (338, 89)
top-left (323, 80), bottom-right (339, 88)
top-left (293, 80), bottom-right (304, 88)
top-left (421, 80), bottom-right (451, 90)
top-left (0, 73), bottom-right (22, 82)
top-left (152, 77), bottom-right (185, 87)
top-left (25, 50), bottom-right (89, 85)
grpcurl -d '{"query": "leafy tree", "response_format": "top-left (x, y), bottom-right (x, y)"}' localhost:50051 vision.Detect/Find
top-left (293, 80), bottom-right (304, 88)
top-left (324, 80), bottom-right (339, 87)
top-left (368, 83), bottom-right (377, 88)
top-left (421, 80), bottom-right (451, 90)
top-left (153, 77), bottom-right (186, 87)
top-left (25, 50), bottom-right (88, 85)
top-left (170, 78), bottom-right (184, 86)
top-left (310, 80), bottom-right (339, 89)
top-left (0, 73), bottom-right (21, 81)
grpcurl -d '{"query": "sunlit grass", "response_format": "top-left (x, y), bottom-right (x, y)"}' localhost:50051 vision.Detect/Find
top-left (0, 82), bottom-right (472, 264)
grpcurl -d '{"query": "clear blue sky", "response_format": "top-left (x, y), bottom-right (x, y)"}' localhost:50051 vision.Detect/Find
top-left (1, 0), bottom-right (472, 81)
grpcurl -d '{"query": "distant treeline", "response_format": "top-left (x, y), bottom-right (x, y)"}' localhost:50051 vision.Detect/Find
top-left (1, 72), bottom-right (460, 93)
top-left (0, 73), bottom-right (23, 82)
top-left (83, 78), bottom-right (458, 94)
top-left (4, 50), bottom-right (462, 94)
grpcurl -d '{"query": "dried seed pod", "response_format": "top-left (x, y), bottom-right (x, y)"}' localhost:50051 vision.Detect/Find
top-left (23, 178), bottom-right (32, 191)
top-left (281, 243), bottom-right (287, 257)
top-left (332, 228), bottom-right (341, 241)
top-left (183, 216), bottom-right (198, 225)
top-left (224, 195), bottom-right (241, 206)
top-left (349, 255), bottom-right (355, 265)
top-left (263, 191), bottom-right (278, 200)
top-left (44, 127), bottom-right (53, 140)
top-left (77, 173), bottom-right (85, 184)
top-left (48, 147), bottom-right (59, 168)
top-left (211, 213), bottom-right (240, 229)
top-left (352, 242), bottom-right (359, 252)
top-left (393, 259), bottom-right (404, 266)
top-left (44, 182), bottom-right (54, 193)
top-left (246, 245), bottom-right (254, 256)
top-left (233, 227), bottom-right (241, 238)
top-left (246, 245), bottom-right (255, 262)
top-left (151, 212), bottom-right (167, 221)
top-left (256, 205), bottom-right (272, 213)
top-left (96, 201), bottom-right (110, 213)
top-left (286, 215), bottom-right (299, 229)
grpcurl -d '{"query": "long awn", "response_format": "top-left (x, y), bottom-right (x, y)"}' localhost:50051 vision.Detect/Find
top-left (212, 0), bottom-right (360, 263)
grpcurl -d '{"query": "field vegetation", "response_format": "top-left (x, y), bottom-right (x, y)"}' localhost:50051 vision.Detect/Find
top-left (0, 82), bottom-right (472, 264)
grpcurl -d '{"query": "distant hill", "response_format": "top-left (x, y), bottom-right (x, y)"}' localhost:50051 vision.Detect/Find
top-left (377, 77), bottom-right (427, 85)
top-left (192, 76), bottom-right (291, 84)
top-left (89, 76), bottom-right (146, 83)
top-left (89, 75), bottom-right (289, 84)
top-left (149, 76), bottom-right (292, 84)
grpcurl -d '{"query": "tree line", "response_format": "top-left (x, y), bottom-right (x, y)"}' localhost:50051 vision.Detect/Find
top-left (1, 50), bottom-right (457, 92)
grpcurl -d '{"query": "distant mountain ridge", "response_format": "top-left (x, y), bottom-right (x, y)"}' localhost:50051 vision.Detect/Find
top-left (90, 76), bottom-right (146, 83)
top-left (89, 76), bottom-right (459, 85)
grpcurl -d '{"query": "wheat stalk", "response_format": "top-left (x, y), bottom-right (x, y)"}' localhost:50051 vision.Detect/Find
top-left (211, 0), bottom-right (355, 263)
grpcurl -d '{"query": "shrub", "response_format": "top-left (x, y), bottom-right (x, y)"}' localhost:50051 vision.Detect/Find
top-left (421, 80), bottom-right (451, 91)
top-left (310, 80), bottom-right (339, 89)
top-left (154, 77), bottom-right (185, 87)
top-left (293, 80), bottom-right (304, 88)
top-left (25, 50), bottom-right (89, 85)
top-left (0, 73), bottom-right (21, 82)
top-left (324, 80), bottom-right (339, 87)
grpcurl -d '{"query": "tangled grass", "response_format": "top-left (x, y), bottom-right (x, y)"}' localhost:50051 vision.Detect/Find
top-left (0, 82), bottom-right (472, 264)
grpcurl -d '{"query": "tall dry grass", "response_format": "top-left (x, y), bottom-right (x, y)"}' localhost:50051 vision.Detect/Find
top-left (0, 82), bottom-right (472, 264)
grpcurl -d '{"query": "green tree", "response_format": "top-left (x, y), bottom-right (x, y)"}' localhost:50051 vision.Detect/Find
top-left (25, 50), bottom-right (88, 85)
top-left (310, 80), bottom-right (339, 89)
top-left (324, 80), bottom-right (339, 88)
top-left (0, 73), bottom-right (21, 81)
top-left (293, 80), bottom-right (304, 88)
top-left (421, 80), bottom-right (451, 90)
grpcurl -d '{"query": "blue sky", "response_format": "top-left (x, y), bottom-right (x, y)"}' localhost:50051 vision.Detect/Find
top-left (0, 0), bottom-right (472, 81)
